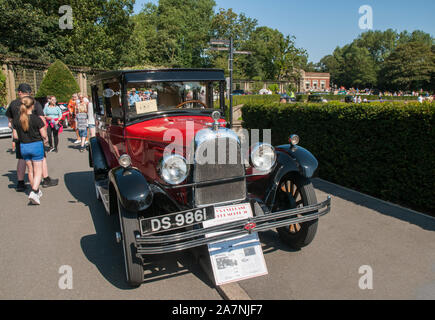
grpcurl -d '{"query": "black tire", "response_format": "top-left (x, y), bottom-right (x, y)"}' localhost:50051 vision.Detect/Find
top-left (275, 174), bottom-right (318, 250)
top-left (117, 199), bottom-right (144, 287)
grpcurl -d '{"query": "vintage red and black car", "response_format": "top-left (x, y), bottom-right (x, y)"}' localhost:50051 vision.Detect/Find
top-left (89, 69), bottom-right (331, 287)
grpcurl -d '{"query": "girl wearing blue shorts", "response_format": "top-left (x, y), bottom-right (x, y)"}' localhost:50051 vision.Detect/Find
top-left (13, 97), bottom-right (48, 205)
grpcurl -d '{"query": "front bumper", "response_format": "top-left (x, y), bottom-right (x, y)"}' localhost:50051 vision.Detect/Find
top-left (135, 196), bottom-right (331, 255)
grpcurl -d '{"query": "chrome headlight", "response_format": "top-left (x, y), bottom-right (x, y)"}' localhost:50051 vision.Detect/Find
top-left (250, 143), bottom-right (276, 172)
top-left (119, 154), bottom-right (132, 168)
top-left (160, 154), bottom-right (188, 185)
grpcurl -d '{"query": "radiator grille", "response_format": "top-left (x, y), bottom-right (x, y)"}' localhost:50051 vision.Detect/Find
top-left (194, 137), bottom-right (246, 206)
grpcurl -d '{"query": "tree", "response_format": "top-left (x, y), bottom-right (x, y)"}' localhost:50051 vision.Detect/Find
top-left (246, 27), bottom-right (306, 82)
top-left (151, 0), bottom-right (216, 67)
top-left (210, 8), bottom-right (257, 43)
top-left (381, 41), bottom-right (435, 91)
top-left (0, 0), bottom-right (135, 69)
top-left (35, 60), bottom-right (80, 102)
top-left (318, 29), bottom-right (434, 90)
top-left (0, 0), bottom-right (63, 61)
top-left (120, 2), bottom-right (159, 67)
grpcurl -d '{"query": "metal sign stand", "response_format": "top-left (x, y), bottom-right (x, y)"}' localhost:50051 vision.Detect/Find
top-left (208, 38), bottom-right (252, 128)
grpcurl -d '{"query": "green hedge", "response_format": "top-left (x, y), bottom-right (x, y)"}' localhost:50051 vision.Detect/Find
top-left (242, 101), bottom-right (435, 213)
top-left (296, 94), bottom-right (419, 102)
top-left (217, 94), bottom-right (280, 107)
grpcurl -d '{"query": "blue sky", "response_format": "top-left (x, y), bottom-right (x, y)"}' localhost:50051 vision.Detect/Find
top-left (134, 0), bottom-right (435, 63)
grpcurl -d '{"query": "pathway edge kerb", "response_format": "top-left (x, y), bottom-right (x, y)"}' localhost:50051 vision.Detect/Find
top-left (216, 282), bottom-right (252, 300)
top-left (314, 178), bottom-right (435, 220)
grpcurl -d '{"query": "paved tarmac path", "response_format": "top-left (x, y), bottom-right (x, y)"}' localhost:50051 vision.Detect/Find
top-left (0, 130), bottom-right (434, 299)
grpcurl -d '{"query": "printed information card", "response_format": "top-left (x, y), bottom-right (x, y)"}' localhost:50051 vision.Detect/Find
top-left (203, 203), bottom-right (268, 286)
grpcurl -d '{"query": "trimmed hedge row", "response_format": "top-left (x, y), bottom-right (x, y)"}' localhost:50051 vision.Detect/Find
top-left (217, 94), bottom-right (280, 107)
top-left (296, 94), bottom-right (419, 102)
top-left (242, 101), bottom-right (435, 213)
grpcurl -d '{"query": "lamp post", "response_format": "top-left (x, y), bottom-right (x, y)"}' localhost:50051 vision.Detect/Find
top-left (208, 38), bottom-right (252, 127)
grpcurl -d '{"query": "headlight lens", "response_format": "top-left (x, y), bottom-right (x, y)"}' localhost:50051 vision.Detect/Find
top-left (119, 154), bottom-right (132, 168)
top-left (250, 143), bottom-right (276, 172)
top-left (289, 134), bottom-right (300, 146)
top-left (160, 154), bottom-right (188, 185)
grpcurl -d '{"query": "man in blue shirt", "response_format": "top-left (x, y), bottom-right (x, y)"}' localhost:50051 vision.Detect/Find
top-left (128, 88), bottom-right (141, 106)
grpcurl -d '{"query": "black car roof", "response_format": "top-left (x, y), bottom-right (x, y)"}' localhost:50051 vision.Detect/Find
top-left (92, 69), bottom-right (226, 84)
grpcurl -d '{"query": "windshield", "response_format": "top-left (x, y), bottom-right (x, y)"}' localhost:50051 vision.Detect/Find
top-left (125, 81), bottom-right (217, 121)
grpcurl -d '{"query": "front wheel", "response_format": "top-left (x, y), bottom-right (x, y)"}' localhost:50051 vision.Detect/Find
top-left (274, 175), bottom-right (318, 250)
top-left (117, 199), bottom-right (144, 287)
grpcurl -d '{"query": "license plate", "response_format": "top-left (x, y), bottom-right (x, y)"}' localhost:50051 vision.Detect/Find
top-left (140, 206), bottom-right (215, 235)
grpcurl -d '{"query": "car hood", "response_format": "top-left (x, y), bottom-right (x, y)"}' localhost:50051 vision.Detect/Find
top-left (125, 115), bottom-right (226, 147)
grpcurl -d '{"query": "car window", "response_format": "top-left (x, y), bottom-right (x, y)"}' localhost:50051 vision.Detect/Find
top-left (125, 81), bottom-right (214, 121)
top-left (101, 81), bottom-right (123, 125)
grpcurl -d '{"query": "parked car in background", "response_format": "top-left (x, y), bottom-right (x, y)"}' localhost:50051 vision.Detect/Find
top-left (232, 89), bottom-right (246, 96)
top-left (308, 94), bottom-right (327, 103)
top-left (345, 96), bottom-right (354, 103)
top-left (0, 107), bottom-right (12, 138)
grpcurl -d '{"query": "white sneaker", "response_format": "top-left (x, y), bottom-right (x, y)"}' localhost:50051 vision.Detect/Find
top-left (29, 191), bottom-right (41, 205)
top-left (74, 140), bottom-right (81, 144)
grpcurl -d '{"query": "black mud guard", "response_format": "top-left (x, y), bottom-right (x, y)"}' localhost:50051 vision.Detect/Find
top-left (276, 144), bottom-right (318, 179)
top-left (89, 137), bottom-right (109, 181)
top-left (109, 167), bottom-right (153, 213)
top-left (264, 145), bottom-right (318, 207)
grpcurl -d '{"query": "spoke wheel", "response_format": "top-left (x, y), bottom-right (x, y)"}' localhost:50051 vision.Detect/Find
top-left (274, 175), bottom-right (318, 250)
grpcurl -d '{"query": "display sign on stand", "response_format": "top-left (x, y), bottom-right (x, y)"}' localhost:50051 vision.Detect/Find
top-left (203, 203), bottom-right (268, 286)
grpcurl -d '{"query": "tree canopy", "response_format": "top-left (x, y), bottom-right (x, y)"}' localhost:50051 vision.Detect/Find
top-left (319, 29), bottom-right (435, 90)
top-left (1, 1), bottom-right (433, 90)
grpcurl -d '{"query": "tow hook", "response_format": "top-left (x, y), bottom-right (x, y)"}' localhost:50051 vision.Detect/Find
top-left (115, 232), bottom-right (122, 243)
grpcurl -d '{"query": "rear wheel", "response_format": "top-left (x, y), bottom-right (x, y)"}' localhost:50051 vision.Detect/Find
top-left (275, 174), bottom-right (318, 250)
top-left (117, 199), bottom-right (144, 287)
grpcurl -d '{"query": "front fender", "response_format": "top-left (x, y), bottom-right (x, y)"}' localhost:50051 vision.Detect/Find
top-left (89, 137), bottom-right (109, 181)
top-left (109, 167), bottom-right (153, 213)
top-left (276, 145), bottom-right (318, 178)
top-left (262, 145), bottom-right (318, 208)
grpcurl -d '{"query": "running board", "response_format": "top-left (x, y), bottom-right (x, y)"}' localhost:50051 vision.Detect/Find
top-left (95, 181), bottom-right (110, 214)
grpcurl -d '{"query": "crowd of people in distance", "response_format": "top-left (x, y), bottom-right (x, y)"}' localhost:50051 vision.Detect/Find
top-left (333, 87), bottom-right (434, 102)
top-left (5, 83), bottom-right (97, 206)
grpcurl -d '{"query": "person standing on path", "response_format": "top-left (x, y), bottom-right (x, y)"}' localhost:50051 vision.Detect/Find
top-left (12, 97), bottom-right (48, 205)
top-left (43, 96), bottom-right (63, 153)
top-left (67, 93), bottom-right (80, 143)
top-left (6, 84), bottom-right (59, 191)
top-left (75, 97), bottom-right (88, 153)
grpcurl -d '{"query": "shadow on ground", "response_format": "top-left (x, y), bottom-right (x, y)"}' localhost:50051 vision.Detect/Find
top-left (64, 170), bottom-right (214, 290)
top-left (313, 178), bottom-right (435, 232)
top-left (2, 170), bottom-right (18, 189)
